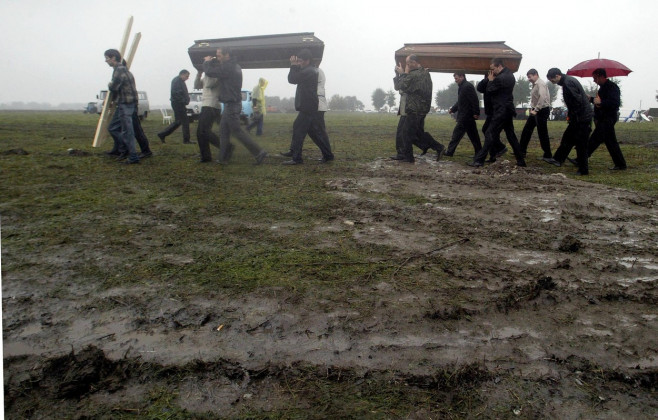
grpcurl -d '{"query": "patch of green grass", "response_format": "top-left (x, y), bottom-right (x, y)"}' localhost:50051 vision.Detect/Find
top-left (2, 111), bottom-right (657, 299)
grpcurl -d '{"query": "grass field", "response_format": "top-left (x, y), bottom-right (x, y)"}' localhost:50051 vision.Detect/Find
top-left (2, 111), bottom-right (658, 418)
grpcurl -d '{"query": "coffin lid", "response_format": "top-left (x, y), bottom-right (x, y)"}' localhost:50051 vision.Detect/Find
top-left (395, 41), bottom-right (522, 74)
top-left (188, 32), bottom-right (324, 70)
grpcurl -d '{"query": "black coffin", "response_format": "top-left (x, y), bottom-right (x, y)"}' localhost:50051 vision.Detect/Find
top-left (188, 32), bottom-right (324, 71)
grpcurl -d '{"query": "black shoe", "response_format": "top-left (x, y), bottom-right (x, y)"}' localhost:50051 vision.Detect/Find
top-left (198, 159), bottom-right (212, 163)
top-left (467, 161), bottom-right (483, 167)
top-left (254, 150), bottom-right (268, 165)
top-left (116, 153), bottom-right (128, 161)
top-left (609, 166), bottom-right (627, 171)
top-left (419, 148), bottom-right (429, 156)
top-left (317, 156), bottom-right (334, 163)
top-left (543, 157), bottom-right (561, 167)
top-left (105, 150), bottom-right (121, 156)
top-left (566, 157), bottom-right (579, 166)
top-left (443, 151), bottom-right (454, 157)
top-left (157, 133), bottom-right (166, 143)
top-left (495, 147), bottom-right (508, 157)
top-left (280, 150), bottom-right (293, 157)
top-left (435, 145), bottom-right (445, 161)
top-left (282, 160), bottom-right (302, 165)
top-left (390, 155), bottom-right (405, 160)
top-left (486, 156), bottom-right (496, 163)
top-left (575, 171), bottom-right (588, 176)
top-left (138, 151), bottom-right (153, 159)
top-left (516, 159), bottom-right (527, 167)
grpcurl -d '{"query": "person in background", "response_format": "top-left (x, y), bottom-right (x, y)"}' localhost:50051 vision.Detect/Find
top-left (476, 73), bottom-right (509, 162)
top-left (281, 63), bottom-right (334, 163)
top-left (445, 72), bottom-right (481, 157)
top-left (247, 77), bottom-right (268, 135)
top-left (104, 49), bottom-right (140, 164)
top-left (281, 49), bottom-right (332, 165)
top-left (194, 70), bottom-right (224, 163)
top-left (469, 58), bottom-right (525, 167)
top-left (158, 69), bottom-right (192, 144)
top-left (546, 67), bottom-right (592, 175)
top-left (520, 68), bottom-right (555, 164)
top-left (587, 68), bottom-right (626, 170)
top-left (395, 54), bottom-right (444, 163)
top-left (203, 47), bottom-right (267, 164)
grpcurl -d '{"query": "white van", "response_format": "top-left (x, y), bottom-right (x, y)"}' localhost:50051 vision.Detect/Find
top-left (96, 90), bottom-right (150, 120)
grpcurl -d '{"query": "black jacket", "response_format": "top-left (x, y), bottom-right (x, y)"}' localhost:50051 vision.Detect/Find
top-left (450, 80), bottom-right (480, 121)
top-left (486, 67), bottom-right (515, 118)
top-left (203, 57), bottom-right (244, 103)
top-left (288, 64), bottom-right (319, 113)
top-left (170, 76), bottom-right (189, 105)
top-left (592, 79), bottom-right (620, 122)
top-left (477, 77), bottom-right (492, 116)
top-left (558, 74), bottom-right (592, 123)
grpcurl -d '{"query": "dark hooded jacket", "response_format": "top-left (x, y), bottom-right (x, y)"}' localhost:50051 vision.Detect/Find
top-left (558, 74), bottom-right (593, 123)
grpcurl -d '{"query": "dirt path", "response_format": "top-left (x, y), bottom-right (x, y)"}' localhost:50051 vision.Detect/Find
top-left (3, 157), bottom-right (658, 418)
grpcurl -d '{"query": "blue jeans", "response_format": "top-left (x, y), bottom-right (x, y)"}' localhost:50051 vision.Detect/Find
top-left (117, 103), bottom-right (138, 162)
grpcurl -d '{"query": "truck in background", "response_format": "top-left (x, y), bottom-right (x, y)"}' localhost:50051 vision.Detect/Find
top-left (96, 90), bottom-right (150, 120)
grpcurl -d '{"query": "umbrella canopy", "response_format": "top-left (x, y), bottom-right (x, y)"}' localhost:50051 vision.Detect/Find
top-left (567, 58), bottom-right (632, 77)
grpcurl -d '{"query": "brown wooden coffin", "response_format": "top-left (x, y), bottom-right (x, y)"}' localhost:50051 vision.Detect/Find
top-left (395, 41), bottom-right (522, 74)
top-left (188, 32), bottom-right (324, 71)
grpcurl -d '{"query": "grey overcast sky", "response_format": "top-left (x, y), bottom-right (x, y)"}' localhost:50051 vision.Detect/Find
top-left (1, 0), bottom-right (656, 110)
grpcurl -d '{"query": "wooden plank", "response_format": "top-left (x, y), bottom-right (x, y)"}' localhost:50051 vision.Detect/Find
top-left (92, 17), bottom-right (133, 148)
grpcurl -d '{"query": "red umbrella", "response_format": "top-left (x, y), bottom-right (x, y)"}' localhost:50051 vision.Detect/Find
top-left (567, 57), bottom-right (632, 77)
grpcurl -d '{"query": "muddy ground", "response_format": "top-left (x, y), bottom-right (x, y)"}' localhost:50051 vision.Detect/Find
top-left (3, 155), bottom-right (658, 418)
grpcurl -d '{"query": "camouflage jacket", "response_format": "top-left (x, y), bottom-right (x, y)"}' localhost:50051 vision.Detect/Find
top-left (397, 67), bottom-right (432, 115)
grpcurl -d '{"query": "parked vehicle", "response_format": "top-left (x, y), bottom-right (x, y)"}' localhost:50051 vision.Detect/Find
top-left (96, 90), bottom-right (150, 120)
top-left (186, 89), bottom-right (253, 124)
top-left (186, 90), bottom-right (203, 122)
top-left (84, 102), bottom-right (98, 114)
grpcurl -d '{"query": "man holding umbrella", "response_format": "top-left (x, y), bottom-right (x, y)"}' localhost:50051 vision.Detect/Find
top-left (587, 68), bottom-right (627, 170)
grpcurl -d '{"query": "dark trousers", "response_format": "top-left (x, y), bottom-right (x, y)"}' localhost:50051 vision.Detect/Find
top-left (109, 107), bottom-right (150, 154)
top-left (395, 115), bottom-right (406, 155)
top-left (588, 119), bottom-right (626, 168)
top-left (196, 106), bottom-right (221, 161)
top-left (481, 115), bottom-right (508, 158)
top-left (246, 112), bottom-right (264, 135)
top-left (307, 111), bottom-right (334, 159)
top-left (474, 110), bottom-right (523, 164)
top-left (446, 118), bottom-right (481, 155)
top-left (290, 111), bottom-right (316, 163)
top-left (402, 113), bottom-right (425, 161)
top-left (158, 101), bottom-right (190, 142)
top-left (520, 107), bottom-right (551, 158)
top-left (553, 120), bottom-right (591, 174)
top-left (219, 102), bottom-right (263, 161)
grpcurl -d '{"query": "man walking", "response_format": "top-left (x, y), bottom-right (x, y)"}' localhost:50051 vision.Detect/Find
top-left (546, 68), bottom-right (592, 175)
top-left (520, 69), bottom-right (554, 163)
top-left (445, 72), bottom-right (481, 156)
top-left (104, 49), bottom-right (140, 164)
top-left (158, 70), bottom-right (192, 144)
top-left (193, 70), bottom-right (223, 162)
top-left (203, 48), bottom-right (267, 164)
top-left (396, 54), bottom-right (443, 163)
top-left (282, 49), bottom-right (332, 165)
top-left (587, 68), bottom-right (626, 170)
top-left (470, 58), bottom-right (525, 167)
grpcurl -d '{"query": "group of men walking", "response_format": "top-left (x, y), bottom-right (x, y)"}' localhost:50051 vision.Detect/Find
top-left (392, 55), bottom-right (627, 176)
top-left (103, 46), bottom-right (333, 166)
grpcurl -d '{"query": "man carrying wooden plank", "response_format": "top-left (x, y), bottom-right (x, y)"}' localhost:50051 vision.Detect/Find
top-left (104, 49), bottom-right (140, 164)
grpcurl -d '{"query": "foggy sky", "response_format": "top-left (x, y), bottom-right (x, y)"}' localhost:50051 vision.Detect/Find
top-left (1, 0), bottom-right (656, 110)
